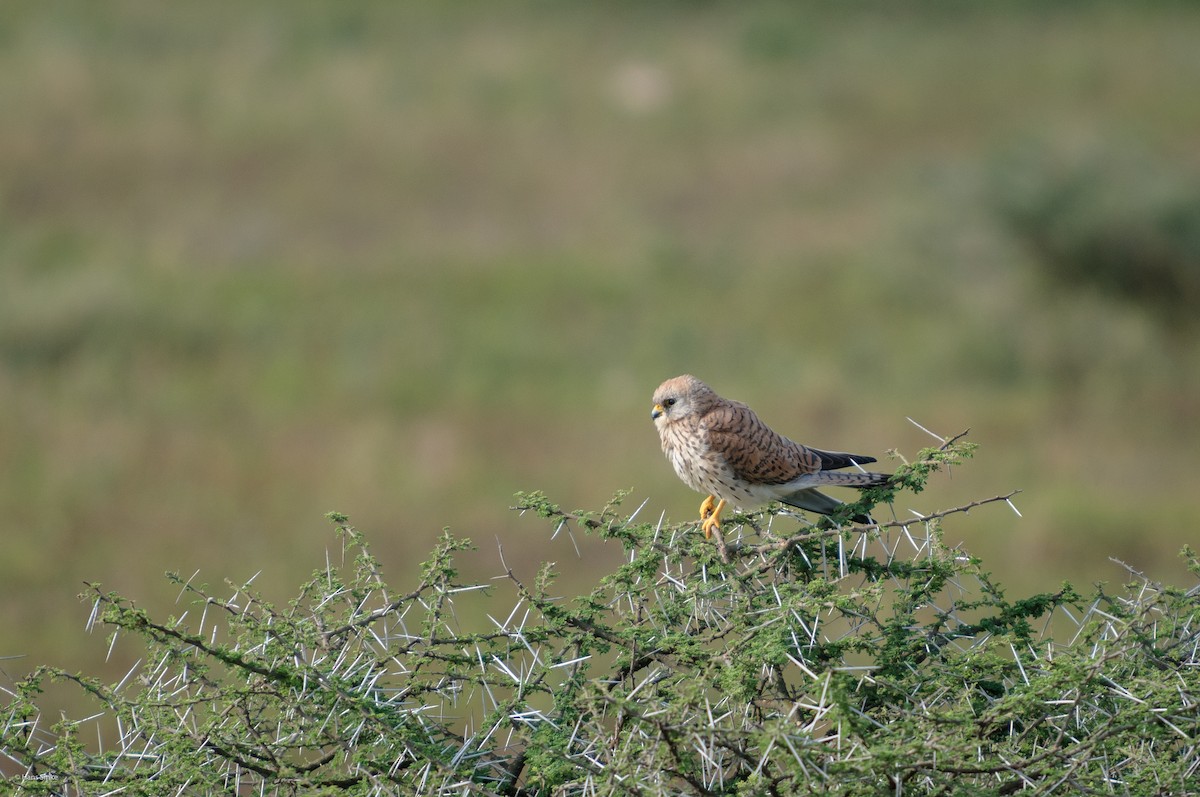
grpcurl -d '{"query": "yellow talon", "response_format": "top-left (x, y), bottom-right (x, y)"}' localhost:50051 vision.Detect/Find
top-left (698, 496), bottom-right (726, 539)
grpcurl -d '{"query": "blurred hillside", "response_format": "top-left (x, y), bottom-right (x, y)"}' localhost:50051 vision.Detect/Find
top-left (2, 0), bottom-right (1199, 698)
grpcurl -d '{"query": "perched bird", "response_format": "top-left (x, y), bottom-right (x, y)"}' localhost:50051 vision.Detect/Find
top-left (650, 375), bottom-right (890, 537)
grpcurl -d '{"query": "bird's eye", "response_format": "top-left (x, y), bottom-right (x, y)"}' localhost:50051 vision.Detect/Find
top-left (663, 398), bottom-right (676, 407)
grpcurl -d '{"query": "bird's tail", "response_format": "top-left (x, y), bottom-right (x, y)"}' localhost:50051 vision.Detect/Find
top-left (779, 471), bottom-right (890, 524)
top-left (810, 470), bottom-right (891, 488)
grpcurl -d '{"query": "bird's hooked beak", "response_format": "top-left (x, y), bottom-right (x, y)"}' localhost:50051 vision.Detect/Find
top-left (651, 403), bottom-right (665, 420)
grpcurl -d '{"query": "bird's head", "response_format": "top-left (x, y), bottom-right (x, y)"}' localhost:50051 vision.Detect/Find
top-left (651, 374), bottom-right (713, 427)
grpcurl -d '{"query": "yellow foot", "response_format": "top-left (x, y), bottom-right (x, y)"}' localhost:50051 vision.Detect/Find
top-left (698, 496), bottom-right (727, 539)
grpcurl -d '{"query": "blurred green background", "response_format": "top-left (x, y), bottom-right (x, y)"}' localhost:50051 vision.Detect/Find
top-left (3, 0), bottom-right (1199, 700)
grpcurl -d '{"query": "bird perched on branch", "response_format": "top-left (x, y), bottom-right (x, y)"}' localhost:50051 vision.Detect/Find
top-left (650, 375), bottom-right (890, 538)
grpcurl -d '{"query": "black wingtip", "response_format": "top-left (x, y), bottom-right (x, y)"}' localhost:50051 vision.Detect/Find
top-left (811, 447), bottom-right (878, 470)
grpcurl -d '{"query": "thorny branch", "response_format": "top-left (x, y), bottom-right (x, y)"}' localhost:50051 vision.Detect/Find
top-left (4, 432), bottom-right (1197, 796)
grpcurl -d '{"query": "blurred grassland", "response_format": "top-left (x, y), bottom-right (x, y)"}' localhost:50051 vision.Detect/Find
top-left (3, 0), bottom-right (1200, 696)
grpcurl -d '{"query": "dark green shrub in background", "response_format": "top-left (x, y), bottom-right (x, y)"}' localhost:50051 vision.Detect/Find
top-left (3, 438), bottom-right (1198, 795)
top-left (993, 145), bottom-right (1200, 327)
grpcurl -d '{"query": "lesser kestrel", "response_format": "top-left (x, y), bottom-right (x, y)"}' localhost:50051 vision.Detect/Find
top-left (651, 375), bottom-right (890, 537)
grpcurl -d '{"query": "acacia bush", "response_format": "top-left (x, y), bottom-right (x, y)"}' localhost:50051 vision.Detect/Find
top-left (3, 437), bottom-right (1198, 795)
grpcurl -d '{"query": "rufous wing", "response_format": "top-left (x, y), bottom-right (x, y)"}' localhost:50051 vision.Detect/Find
top-left (701, 401), bottom-right (825, 487)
